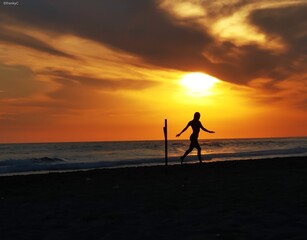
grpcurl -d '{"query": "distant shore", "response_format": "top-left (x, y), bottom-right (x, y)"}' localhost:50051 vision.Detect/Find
top-left (1, 156), bottom-right (307, 239)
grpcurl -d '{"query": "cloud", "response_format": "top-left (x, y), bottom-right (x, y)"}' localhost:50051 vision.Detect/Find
top-left (197, 2), bottom-right (307, 86)
top-left (0, 26), bottom-right (76, 59)
top-left (250, 4), bottom-right (307, 55)
top-left (41, 68), bottom-right (158, 91)
top-left (245, 3), bottom-right (307, 86)
top-left (1, 0), bottom-right (307, 89)
top-left (1, 66), bottom-right (159, 126)
top-left (0, 0), bottom-right (212, 71)
top-left (16, 68), bottom-right (158, 110)
top-left (0, 63), bottom-right (43, 98)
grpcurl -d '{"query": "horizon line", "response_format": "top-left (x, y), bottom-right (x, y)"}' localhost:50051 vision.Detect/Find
top-left (1, 135), bottom-right (307, 145)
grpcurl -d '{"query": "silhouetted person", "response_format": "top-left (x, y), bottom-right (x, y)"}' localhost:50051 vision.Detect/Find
top-left (176, 112), bottom-right (215, 164)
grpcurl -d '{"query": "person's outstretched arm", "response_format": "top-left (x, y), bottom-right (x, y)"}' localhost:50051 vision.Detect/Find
top-left (200, 122), bottom-right (215, 133)
top-left (176, 122), bottom-right (190, 137)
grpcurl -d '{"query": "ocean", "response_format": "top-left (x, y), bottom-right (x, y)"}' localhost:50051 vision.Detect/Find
top-left (0, 137), bottom-right (307, 176)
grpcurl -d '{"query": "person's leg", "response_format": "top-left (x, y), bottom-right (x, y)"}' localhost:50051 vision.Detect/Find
top-left (195, 142), bottom-right (202, 163)
top-left (181, 144), bottom-right (194, 164)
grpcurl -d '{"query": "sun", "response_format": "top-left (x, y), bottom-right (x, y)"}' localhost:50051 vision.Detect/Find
top-left (180, 72), bottom-right (220, 96)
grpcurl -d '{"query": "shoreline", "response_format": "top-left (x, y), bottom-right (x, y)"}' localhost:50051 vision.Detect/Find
top-left (1, 156), bottom-right (307, 239)
top-left (1, 154), bottom-right (307, 177)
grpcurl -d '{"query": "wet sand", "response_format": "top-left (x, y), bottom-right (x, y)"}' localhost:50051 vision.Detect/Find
top-left (1, 156), bottom-right (307, 240)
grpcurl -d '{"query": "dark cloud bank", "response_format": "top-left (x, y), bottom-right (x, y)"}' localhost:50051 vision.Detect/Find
top-left (1, 0), bottom-right (307, 87)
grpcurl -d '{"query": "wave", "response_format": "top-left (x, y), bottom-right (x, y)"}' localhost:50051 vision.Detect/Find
top-left (0, 157), bottom-right (166, 175)
top-left (0, 157), bottom-right (65, 166)
top-left (0, 157), bottom-right (67, 174)
top-left (0, 147), bottom-right (306, 175)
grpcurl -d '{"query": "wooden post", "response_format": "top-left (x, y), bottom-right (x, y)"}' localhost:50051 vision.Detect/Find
top-left (163, 119), bottom-right (168, 167)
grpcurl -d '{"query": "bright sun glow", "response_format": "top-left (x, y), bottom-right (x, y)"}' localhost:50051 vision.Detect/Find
top-left (180, 72), bottom-right (220, 96)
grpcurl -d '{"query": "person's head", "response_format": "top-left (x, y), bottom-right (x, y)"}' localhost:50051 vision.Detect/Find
top-left (193, 112), bottom-right (200, 120)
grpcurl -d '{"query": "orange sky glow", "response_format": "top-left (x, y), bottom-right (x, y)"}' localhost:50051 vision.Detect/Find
top-left (0, 0), bottom-right (307, 143)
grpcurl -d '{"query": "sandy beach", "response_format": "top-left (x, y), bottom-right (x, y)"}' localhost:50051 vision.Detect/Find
top-left (1, 156), bottom-right (307, 239)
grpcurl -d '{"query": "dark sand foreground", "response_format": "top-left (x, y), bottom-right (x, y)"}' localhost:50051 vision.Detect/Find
top-left (1, 156), bottom-right (307, 240)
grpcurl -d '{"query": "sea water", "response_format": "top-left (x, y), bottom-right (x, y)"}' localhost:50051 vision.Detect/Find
top-left (0, 137), bottom-right (307, 175)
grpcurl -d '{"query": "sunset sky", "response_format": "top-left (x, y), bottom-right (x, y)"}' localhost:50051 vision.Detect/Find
top-left (1, 0), bottom-right (307, 143)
